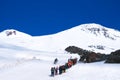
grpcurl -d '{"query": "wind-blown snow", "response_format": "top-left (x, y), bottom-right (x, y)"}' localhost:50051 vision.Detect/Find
top-left (0, 23), bottom-right (120, 80)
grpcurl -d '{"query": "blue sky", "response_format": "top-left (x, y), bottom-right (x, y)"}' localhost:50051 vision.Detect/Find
top-left (0, 0), bottom-right (120, 36)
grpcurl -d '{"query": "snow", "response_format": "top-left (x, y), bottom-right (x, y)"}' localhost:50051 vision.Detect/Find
top-left (1, 23), bottom-right (120, 53)
top-left (0, 58), bottom-right (120, 80)
top-left (0, 23), bottom-right (120, 80)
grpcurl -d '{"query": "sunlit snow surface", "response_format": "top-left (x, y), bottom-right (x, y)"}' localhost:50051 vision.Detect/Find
top-left (0, 48), bottom-right (120, 80)
top-left (0, 23), bottom-right (120, 80)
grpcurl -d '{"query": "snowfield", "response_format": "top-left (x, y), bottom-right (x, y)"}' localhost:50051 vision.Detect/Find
top-left (0, 23), bottom-right (120, 80)
top-left (0, 57), bottom-right (120, 80)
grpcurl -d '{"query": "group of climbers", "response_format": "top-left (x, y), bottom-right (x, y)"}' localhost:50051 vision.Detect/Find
top-left (50, 58), bottom-right (78, 76)
top-left (51, 66), bottom-right (59, 76)
top-left (65, 58), bottom-right (78, 69)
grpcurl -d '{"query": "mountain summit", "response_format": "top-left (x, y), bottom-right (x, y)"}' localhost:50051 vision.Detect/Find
top-left (0, 23), bottom-right (120, 54)
top-left (0, 29), bottom-right (31, 38)
top-left (80, 23), bottom-right (120, 40)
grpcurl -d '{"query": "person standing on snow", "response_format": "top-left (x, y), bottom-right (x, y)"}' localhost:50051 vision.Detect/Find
top-left (55, 67), bottom-right (58, 75)
top-left (54, 58), bottom-right (58, 64)
top-left (51, 67), bottom-right (55, 76)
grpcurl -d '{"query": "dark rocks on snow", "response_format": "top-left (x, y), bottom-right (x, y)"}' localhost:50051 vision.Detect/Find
top-left (65, 46), bottom-right (107, 63)
top-left (105, 49), bottom-right (120, 63)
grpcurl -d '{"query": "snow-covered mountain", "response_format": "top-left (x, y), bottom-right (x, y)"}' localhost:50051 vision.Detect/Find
top-left (0, 23), bottom-right (120, 80)
top-left (1, 23), bottom-right (120, 54)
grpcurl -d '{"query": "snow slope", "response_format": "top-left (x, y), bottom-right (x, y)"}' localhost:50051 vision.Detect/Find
top-left (0, 47), bottom-right (120, 80)
top-left (0, 57), bottom-right (120, 80)
top-left (0, 23), bottom-right (120, 80)
top-left (1, 23), bottom-right (120, 54)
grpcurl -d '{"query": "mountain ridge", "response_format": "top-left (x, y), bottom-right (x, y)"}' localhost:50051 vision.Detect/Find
top-left (0, 23), bottom-right (120, 54)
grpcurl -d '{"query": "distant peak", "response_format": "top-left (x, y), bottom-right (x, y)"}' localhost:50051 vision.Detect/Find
top-left (4, 29), bottom-right (17, 36)
top-left (0, 29), bottom-right (32, 38)
top-left (80, 23), bottom-right (107, 35)
top-left (80, 23), bottom-right (105, 29)
top-left (78, 23), bottom-right (120, 40)
top-left (82, 23), bottom-right (107, 32)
